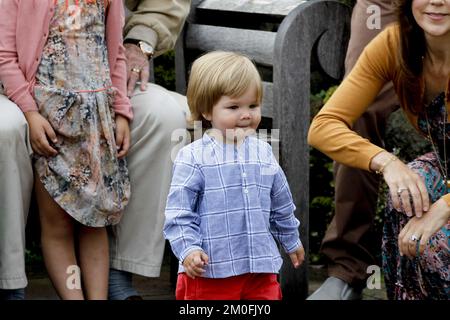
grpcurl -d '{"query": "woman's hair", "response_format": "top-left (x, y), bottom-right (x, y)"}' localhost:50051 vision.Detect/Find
top-left (187, 51), bottom-right (263, 127)
top-left (395, 0), bottom-right (427, 114)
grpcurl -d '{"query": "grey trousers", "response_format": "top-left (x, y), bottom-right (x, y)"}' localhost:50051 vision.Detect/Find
top-left (108, 83), bottom-right (190, 277)
top-left (0, 83), bottom-right (189, 289)
top-left (0, 94), bottom-right (33, 289)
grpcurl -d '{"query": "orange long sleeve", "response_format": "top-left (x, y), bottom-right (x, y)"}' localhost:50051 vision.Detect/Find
top-left (308, 25), bottom-right (401, 171)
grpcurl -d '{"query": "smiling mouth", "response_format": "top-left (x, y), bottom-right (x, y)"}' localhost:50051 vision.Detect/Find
top-left (425, 12), bottom-right (449, 17)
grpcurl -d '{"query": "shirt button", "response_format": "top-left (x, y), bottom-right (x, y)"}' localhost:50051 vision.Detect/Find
top-left (243, 189), bottom-right (249, 194)
top-left (242, 173), bottom-right (247, 178)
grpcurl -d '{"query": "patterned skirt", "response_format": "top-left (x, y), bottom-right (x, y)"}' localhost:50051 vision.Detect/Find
top-left (382, 152), bottom-right (450, 300)
top-left (33, 86), bottom-right (130, 227)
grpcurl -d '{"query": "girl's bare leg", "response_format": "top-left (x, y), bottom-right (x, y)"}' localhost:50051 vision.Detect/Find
top-left (35, 176), bottom-right (84, 300)
top-left (78, 225), bottom-right (109, 300)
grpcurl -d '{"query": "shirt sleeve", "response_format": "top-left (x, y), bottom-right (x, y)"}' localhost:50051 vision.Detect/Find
top-left (268, 146), bottom-right (302, 254)
top-left (0, 0), bottom-right (39, 113)
top-left (307, 25), bottom-right (400, 171)
top-left (123, 0), bottom-right (190, 57)
top-left (106, 0), bottom-right (133, 120)
top-left (163, 147), bottom-right (205, 262)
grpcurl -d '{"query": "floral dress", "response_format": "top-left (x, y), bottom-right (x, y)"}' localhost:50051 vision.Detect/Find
top-left (383, 92), bottom-right (450, 300)
top-left (33, 0), bottom-right (130, 227)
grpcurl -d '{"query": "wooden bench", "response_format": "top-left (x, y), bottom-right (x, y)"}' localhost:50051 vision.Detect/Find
top-left (174, 0), bottom-right (351, 300)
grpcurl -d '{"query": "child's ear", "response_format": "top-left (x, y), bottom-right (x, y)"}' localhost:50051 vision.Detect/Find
top-left (202, 112), bottom-right (212, 121)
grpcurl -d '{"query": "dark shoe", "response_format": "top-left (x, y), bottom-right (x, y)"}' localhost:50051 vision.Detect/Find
top-left (108, 268), bottom-right (139, 300)
top-left (0, 288), bottom-right (25, 300)
top-left (125, 295), bottom-right (143, 300)
top-left (307, 276), bottom-right (362, 300)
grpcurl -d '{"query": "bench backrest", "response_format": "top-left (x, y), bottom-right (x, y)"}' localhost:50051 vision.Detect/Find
top-left (176, 0), bottom-right (309, 119)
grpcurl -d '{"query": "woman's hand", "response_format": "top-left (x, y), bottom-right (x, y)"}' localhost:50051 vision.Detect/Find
top-left (370, 152), bottom-right (429, 217)
top-left (24, 111), bottom-right (58, 157)
top-left (398, 198), bottom-right (450, 258)
top-left (115, 115), bottom-right (130, 159)
top-left (182, 250), bottom-right (209, 279)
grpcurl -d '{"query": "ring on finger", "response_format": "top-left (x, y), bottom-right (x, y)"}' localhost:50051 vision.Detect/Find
top-left (410, 234), bottom-right (419, 242)
top-left (131, 67), bottom-right (141, 73)
top-left (397, 187), bottom-right (408, 194)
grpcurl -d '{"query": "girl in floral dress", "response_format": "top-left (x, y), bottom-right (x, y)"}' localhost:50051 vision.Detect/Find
top-left (0, 0), bottom-right (132, 299)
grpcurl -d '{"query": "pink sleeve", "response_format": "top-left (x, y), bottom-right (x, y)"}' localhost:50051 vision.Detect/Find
top-left (0, 0), bottom-right (39, 113)
top-left (105, 0), bottom-right (133, 120)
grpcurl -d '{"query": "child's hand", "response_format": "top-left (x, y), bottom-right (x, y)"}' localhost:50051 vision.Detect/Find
top-left (182, 250), bottom-right (209, 279)
top-left (24, 111), bottom-right (58, 157)
top-left (115, 115), bottom-right (130, 159)
top-left (289, 245), bottom-right (305, 269)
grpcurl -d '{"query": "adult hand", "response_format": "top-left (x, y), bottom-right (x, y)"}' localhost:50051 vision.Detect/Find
top-left (289, 245), bottom-right (305, 269)
top-left (115, 114), bottom-right (130, 159)
top-left (124, 43), bottom-right (150, 97)
top-left (24, 111), bottom-right (58, 157)
top-left (371, 152), bottom-right (429, 218)
top-left (182, 250), bottom-right (209, 279)
top-left (398, 198), bottom-right (450, 258)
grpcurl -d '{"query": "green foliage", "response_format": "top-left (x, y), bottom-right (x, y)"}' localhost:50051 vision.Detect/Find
top-left (25, 242), bottom-right (43, 265)
top-left (154, 50), bottom-right (176, 90)
top-left (340, 0), bottom-right (356, 8)
top-left (309, 89), bottom-right (336, 264)
top-left (384, 109), bottom-right (431, 162)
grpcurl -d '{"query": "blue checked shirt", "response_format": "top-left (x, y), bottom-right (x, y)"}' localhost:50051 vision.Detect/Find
top-left (164, 133), bottom-right (302, 278)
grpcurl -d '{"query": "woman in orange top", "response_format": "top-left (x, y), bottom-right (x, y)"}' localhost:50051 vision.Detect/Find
top-left (308, 0), bottom-right (449, 299)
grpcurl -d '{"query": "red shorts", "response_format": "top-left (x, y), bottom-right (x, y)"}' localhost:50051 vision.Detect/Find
top-left (175, 273), bottom-right (282, 300)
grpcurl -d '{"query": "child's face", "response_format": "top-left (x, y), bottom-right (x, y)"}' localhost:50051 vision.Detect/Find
top-left (203, 85), bottom-right (261, 143)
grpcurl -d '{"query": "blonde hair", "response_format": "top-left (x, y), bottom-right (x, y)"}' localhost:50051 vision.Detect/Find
top-left (187, 51), bottom-right (263, 127)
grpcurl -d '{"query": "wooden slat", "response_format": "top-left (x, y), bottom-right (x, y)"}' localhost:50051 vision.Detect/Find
top-left (198, 0), bottom-right (306, 17)
top-left (261, 81), bottom-right (273, 118)
top-left (186, 24), bottom-right (275, 67)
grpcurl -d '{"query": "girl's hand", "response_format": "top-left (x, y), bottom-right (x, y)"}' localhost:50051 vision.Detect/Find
top-left (371, 152), bottom-right (429, 218)
top-left (289, 245), bottom-right (305, 269)
top-left (182, 250), bottom-right (209, 279)
top-left (398, 198), bottom-right (450, 258)
top-left (24, 111), bottom-right (58, 157)
top-left (115, 115), bottom-right (130, 159)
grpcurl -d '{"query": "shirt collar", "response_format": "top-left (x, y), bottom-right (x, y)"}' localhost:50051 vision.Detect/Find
top-left (202, 130), bottom-right (253, 150)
